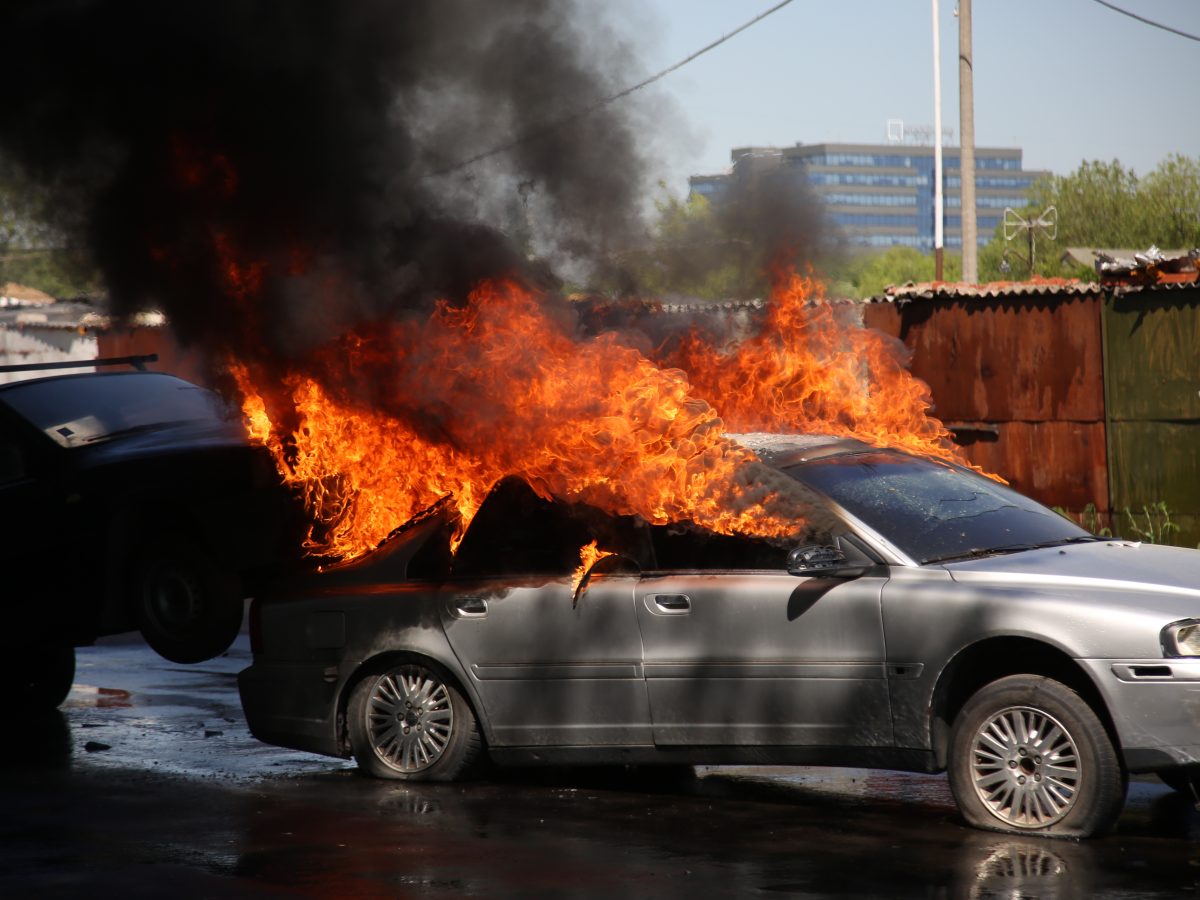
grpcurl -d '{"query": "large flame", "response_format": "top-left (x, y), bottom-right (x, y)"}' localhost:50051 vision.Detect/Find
top-left (664, 270), bottom-right (959, 463)
top-left (233, 272), bottom-right (963, 562)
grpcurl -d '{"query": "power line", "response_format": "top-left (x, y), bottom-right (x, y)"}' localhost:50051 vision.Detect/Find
top-left (1091, 0), bottom-right (1200, 42)
top-left (428, 0), bottom-right (798, 178)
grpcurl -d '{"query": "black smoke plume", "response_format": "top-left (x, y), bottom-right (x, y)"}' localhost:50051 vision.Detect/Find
top-left (0, 0), bottom-right (658, 367)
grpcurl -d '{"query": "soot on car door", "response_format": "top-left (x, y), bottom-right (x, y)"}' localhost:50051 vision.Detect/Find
top-left (438, 478), bottom-right (651, 748)
top-left (634, 527), bottom-right (893, 748)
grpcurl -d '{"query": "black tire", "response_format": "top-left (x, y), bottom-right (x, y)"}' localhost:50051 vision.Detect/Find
top-left (11, 645), bottom-right (75, 710)
top-left (948, 675), bottom-right (1125, 838)
top-left (348, 660), bottom-right (482, 781)
top-left (135, 540), bottom-right (244, 664)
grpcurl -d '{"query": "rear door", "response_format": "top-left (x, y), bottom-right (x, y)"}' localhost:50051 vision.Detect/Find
top-left (438, 479), bottom-right (651, 748)
top-left (635, 528), bottom-right (892, 747)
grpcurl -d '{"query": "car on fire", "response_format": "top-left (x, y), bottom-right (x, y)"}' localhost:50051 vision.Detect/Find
top-left (238, 433), bottom-right (1200, 838)
top-left (2, 364), bottom-right (303, 707)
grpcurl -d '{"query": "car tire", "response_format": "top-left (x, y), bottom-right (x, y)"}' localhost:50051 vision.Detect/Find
top-left (12, 645), bottom-right (75, 710)
top-left (948, 675), bottom-right (1125, 838)
top-left (135, 540), bottom-right (244, 664)
top-left (348, 661), bottom-right (482, 782)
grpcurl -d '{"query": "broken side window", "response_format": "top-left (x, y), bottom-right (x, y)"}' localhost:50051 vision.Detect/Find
top-left (452, 477), bottom-right (594, 578)
top-left (649, 524), bottom-right (790, 572)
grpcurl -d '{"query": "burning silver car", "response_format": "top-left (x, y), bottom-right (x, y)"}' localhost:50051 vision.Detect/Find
top-left (238, 434), bottom-right (1200, 838)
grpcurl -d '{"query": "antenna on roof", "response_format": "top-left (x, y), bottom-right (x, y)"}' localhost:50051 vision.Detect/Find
top-left (1001, 207), bottom-right (1057, 278)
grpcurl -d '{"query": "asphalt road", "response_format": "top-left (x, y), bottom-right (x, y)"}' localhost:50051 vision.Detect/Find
top-left (4, 636), bottom-right (1200, 899)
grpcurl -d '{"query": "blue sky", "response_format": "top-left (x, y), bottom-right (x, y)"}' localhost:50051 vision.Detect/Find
top-left (619, 0), bottom-right (1200, 195)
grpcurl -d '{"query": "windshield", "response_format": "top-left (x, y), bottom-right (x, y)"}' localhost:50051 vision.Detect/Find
top-left (785, 450), bottom-right (1092, 565)
top-left (0, 373), bottom-right (228, 448)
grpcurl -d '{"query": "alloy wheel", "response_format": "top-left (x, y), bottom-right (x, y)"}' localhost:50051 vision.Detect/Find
top-left (969, 705), bottom-right (1081, 828)
top-left (364, 666), bottom-right (455, 773)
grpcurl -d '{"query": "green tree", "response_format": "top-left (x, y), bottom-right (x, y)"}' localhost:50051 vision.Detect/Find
top-left (978, 154), bottom-right (1200, 281)
top-left (629, 190), bottom-right (749, 299)
top-left (1139, 154), bottom-right (1200, 248)
top-left (0, 159), bottom-right (99, 297)
top-left (827, 246), bottom-right (961, 299)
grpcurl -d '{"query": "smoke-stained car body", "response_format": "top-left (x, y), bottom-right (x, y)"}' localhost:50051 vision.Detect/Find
top-left (2, 370), bottom-right (304, 703)
top-left (239, 434), bottom-right (1200, 838)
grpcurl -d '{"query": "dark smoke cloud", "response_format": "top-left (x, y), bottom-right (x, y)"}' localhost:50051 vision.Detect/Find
top-left (0, 0), bottom-right (658, 365)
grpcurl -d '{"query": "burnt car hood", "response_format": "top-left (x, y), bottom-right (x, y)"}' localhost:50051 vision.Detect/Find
top-left (70, 418), bottom-right (252, 465)
top-left (943, 540), bottom-right (1200, 606)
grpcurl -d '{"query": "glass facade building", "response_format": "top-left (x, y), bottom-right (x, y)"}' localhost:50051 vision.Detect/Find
top-left (689, 142), bottom-right (1047, 251)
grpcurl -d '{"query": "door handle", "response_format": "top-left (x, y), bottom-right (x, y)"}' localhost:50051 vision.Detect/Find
top-left (649, 593), bottom-right (691, 613)
top-left (452, 597), bottom-right (488, 618)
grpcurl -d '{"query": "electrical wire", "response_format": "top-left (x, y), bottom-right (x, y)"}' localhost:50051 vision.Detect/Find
top-left (1091, 0), bottom-right (1200, 43)
top-left (427, 0), bottom-right (798, 178)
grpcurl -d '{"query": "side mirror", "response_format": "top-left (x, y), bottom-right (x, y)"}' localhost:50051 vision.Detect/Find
top-left (786, 544), bottom-right (870, 579)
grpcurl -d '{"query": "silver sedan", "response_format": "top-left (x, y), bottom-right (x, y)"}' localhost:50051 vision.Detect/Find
top-left (239, 434), bottom-right (1200, 838)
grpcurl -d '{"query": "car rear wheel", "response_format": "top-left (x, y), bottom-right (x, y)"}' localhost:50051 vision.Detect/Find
top-left (948, 675), bottom-right (1125, 838)
top-left (136, 540), bottom-right (244, 664)
top-left (348, 661), bottom-right (482, 781)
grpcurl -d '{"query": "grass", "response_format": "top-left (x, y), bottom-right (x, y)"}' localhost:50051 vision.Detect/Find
top-left (1055, 501), bottom-right (1182, 545)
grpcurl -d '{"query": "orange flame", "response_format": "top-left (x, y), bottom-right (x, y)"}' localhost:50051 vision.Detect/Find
top-left (570, 540), bottom-right (616, 594)
top-left (664, 270), bottom-right (960, 463)
top-left (232, 271), bottom-right (965, 562)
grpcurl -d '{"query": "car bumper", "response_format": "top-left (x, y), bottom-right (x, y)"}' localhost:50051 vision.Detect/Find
top-left (1079, 658), bottom-right (1200, 772)
top-left (237, 662), bottom-right (343, 758)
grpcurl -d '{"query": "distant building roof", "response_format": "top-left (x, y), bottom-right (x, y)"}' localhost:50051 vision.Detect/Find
top-left (0, 282), bottom-right (55, 307)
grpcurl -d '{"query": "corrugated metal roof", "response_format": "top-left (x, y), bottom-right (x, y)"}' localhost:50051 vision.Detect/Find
top-left (868, 276), bottom-right (1199, 304)
top-left (870, 279), bottom-right (1106, 303)
top-left (0, 303), bottom-right (165, 332)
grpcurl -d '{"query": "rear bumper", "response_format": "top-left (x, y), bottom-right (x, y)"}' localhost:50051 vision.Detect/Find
top-left (237, 661), bottom-right (343, 758)
top-left (1078, 658), bottom-right (1200, 772)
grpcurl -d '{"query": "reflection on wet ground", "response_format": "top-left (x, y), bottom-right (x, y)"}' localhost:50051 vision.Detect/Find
top-left (2, 636), bottom-right (1199, 898)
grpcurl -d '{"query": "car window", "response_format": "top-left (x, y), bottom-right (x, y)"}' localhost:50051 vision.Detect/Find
top-left (0, 373), bottom-right (227, 448)
top-left (452, 478), bottom-right (656, 578)
top-left (649, 525), bottom-right (790, 571)
top-left (452, 478), bottom-right (596, 577)
top-left (785, 451), bottom-right (1090, 565)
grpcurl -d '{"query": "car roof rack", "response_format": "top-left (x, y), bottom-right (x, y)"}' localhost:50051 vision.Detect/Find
top-left (0, 354), bottom-right (159, 374)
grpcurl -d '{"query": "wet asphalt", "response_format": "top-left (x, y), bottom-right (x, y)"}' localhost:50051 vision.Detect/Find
top-left (3, 636), bottom-right (1200, 899)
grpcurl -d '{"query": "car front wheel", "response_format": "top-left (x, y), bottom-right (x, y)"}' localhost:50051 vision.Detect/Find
top-left (948, 675), bottom-right (1125, 838)
top-left (348, 661), bottom-right (482, 781)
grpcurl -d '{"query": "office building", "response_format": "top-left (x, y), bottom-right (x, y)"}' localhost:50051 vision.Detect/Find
top-left (690, 142), bottom-right (1047, 251)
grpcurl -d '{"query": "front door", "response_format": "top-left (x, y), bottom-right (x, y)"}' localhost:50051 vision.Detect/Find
top-left (634, 528), bottom-right (891, 747)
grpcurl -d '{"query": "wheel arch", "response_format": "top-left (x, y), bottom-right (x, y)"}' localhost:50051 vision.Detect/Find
top-left (929, 636), bottom-right (1121, 770)
top-left (335, 648), bottom-right (489, 758)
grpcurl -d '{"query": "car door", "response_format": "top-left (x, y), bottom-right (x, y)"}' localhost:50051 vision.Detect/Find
top-left (634, 528), bottom-right (892, 747)
top-left (438, 478), bottom-right (651, 748)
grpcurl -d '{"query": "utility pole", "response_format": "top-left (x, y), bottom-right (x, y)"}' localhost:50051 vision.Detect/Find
top-left (958, 0), bottom-right (977, 282)
top-left (932, 0), bottom-right (944, 281)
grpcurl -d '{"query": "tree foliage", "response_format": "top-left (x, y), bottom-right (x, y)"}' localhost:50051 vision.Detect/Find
top-left (826, 246), bottom-right (960, 299)
top-left (0, 158), bottom-right (100, 297)
top-left (979, 154), bottom-right (1200, 281)
top-left (622, 173), bottom-right (832, 300)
